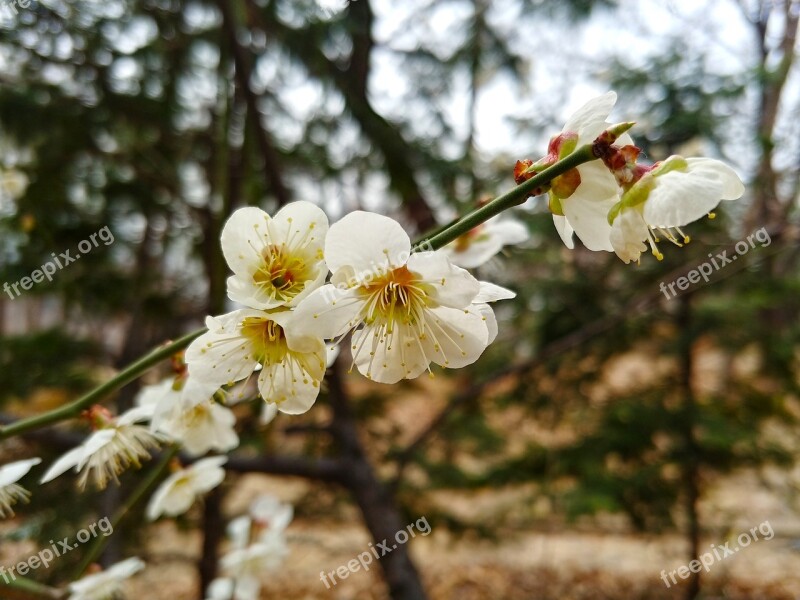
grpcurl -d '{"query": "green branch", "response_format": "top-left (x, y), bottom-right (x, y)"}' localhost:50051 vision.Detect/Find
top-left (0, 140), bottom-right (607, 443)
top-left (0, 330), bottom-right (204, 440)
top-left (0, 576), bottom-right (64, 599)
top-left (416, 144), bottom-right (597, 251)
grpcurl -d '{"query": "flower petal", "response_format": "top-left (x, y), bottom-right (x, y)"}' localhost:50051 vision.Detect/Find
top-left (258, 354), bottom-right (321, 414)
top-left (0, 458), bottom-right (41, 487)
top-left (420, 306), bottom-right (489, 369)
top-left (325, 211), bottom-right (411, 274)
top-left (406, 252), bottom-right (480, 308)
top-left (563, 92), bottom-right (617, 141)
top-left (351, 321), bottom-right (429, 383)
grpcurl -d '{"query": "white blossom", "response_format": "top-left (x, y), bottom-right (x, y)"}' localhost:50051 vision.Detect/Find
top-left (146, 456), bottom-right (227, 520)
top-left (0, 458), bottom-right (41, 518)
top-left (67, 557), bottom-right (145, 600)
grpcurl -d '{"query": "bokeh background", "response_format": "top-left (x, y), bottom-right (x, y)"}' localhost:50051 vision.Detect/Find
top-left (1, 0), bottom-right (800, 598)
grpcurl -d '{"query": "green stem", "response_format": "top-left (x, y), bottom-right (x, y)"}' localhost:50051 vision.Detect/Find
top-left (0, 576), bottom-right (64, 599)
top-left (0, 143), bottom-right (601, 442)
top-left (72, 445), bottom-right (180, 579)
top-left (415, 144), bottom-right (597, 251)
top-left (0, 330), bottom-right (204, 440)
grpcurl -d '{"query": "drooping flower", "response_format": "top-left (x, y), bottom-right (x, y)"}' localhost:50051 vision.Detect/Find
top-left (531, 92), bottom-right (633, 252)
top-left (137, 377), bottom-right (239, 456)
top-left (146, 456), bottom-right (227, 520)
top-left (292, 211), bottom-right (494, 383)
top-left (67, 557), bottom-right (145, 600)
top-left (441, 216), bottom-right (529, 268)
top-left (608, 156), bottom-right (745, 263)
top-left (40, 406), bottom-right (165, 489)
top-left (0, 458), bottom-right (41, 518)
top-left (221, 202), bottom-right (329, 310)
top-left (185, 308), bottom-right (327, 414)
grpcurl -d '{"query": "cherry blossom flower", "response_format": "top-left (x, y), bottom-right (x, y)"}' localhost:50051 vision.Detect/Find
top-left (441, 216), bottom-right (529, 268)
top-left (292, 211), bottom-right (494, 383)
top-left (221, 202), bottom-right (328, 310)
top-left (137, 377), bottom-right (238, 456)
top-left (40, 406), bottom-right (165, 489)
top-left (146, 456), bottom-right (227, 520)
top-left (608, 156), bottom-right (745, 263)
top-left (67, 557), bottom-right (145, 600)
top-left (186, 308), bottom-right (327, 414)
top-left (0, 458), bottom-right (41, 518)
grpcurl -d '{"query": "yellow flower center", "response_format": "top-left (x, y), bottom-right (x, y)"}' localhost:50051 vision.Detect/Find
top-left (360, 266), bottom-right (433, 332)
top-left (240, 317), bottom-right (288, 365)
top-left (252, 244), bottom-right (316, 303)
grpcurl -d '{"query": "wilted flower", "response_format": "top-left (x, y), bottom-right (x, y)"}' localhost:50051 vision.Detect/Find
top-left (146, 456), bottom-right (227, 520)
top-left (67, 557), bottom-right (145, 600)
top-left (292, 211), bottom-right (494, 383)
top-left (40, 406), bottom-right (164, 489)
top-left (0, 458), bottom-right (41, 518)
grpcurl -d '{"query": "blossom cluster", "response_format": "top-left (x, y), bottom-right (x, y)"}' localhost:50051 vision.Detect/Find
top-left (515, 92), bottom-right (745, 264)
top-left (184, 203), bottom-right (517, 414)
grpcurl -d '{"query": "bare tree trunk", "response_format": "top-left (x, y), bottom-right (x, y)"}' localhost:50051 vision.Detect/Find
top-left (327, 365), bottom-right (429, 600)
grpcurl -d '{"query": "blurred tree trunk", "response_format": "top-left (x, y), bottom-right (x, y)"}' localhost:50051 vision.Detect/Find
top-left (328, 364), bottom-right (429, 600)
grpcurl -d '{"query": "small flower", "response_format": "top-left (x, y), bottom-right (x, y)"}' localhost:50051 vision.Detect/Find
top-left (221, 202), bottom-right (329, 310)
top-left (220, 533), bottom-right (288, 580)
top-left (67, 557), bottom-right (145, 600)
top-left (40, 406), bottom-right (164, 489)
top-left (540, 92), bottom-right (634, 252)
top-left (441, 217), bottom-right (529, 269)
top-left (0, 458), bottom-right (41, 518)
top-left (205, 578), bottom-right (259, 600)
top-left (292, 211), bottom-right (493, 383)
top-left (608, 156), bottom-right (745, 263)
top-left (146, 456), bottom-right (227, 520)
top-left (186, 308), bottom-right (327, 414)
top-left (138, 377), bottom-right (239, 456)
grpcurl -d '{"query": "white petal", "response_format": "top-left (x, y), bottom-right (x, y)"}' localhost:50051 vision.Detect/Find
top-left (563, 92), bottom-right (617, 140)
top-left (291, 285), bottom-right (366, 340)
top-left (472, 303), bottom-right (499, 344)
top-left (420, 306), bottom-right (489, 370)
top-left (221, 207), bottom-right (272, 285)
top-left (260, 402), bottom-right (279, 425)
top-left (266, 201), bottom-right (329, 253)
top-left (562, 192), bottom-right (618, 252)
top-left (474, 281), bottom-right (516, 303)
top-left (553, 215), bottom-right (575, 249)
top-left (609, 208), bottom-right (648, 264)
top-left (186, 310), bottom-right (260, 386)
top-left (325, 211), bottom-right (411, 274)
top-left (40, 430), bottom-right (115, 484)
top-left (258, 355), bottom-right (321, 414)
top-left (351, 322), bottom-right (429, 383)
top-left (642, 169), bottom-right (724, 227)
top-left (146, 474), bottom-right (196, 520)
top-left (406, 252), bottom-right (480, 308)
top-left (0, 458), bottom-right (41, 487)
